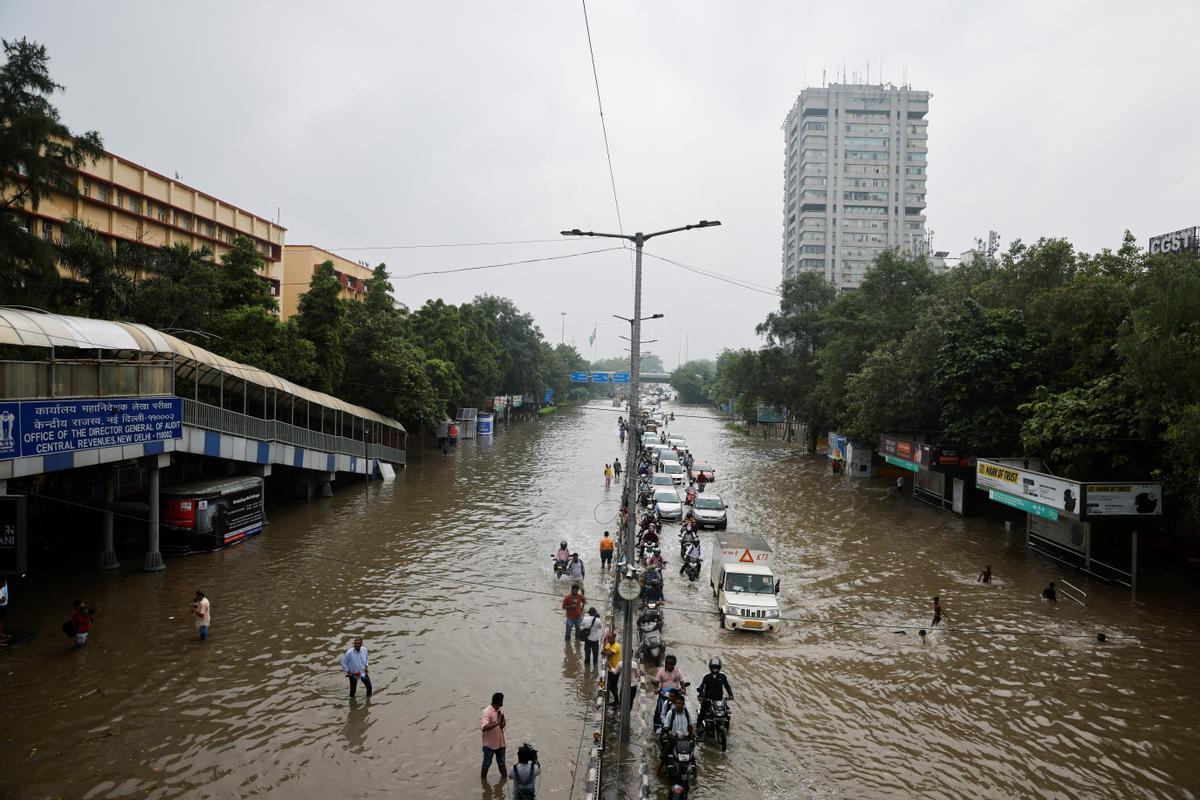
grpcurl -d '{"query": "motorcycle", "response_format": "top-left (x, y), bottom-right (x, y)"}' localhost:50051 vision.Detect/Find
top-left (637, 603), bottom-right (664, 662)
top-left (700, 697), bottom-right (731, 752)
top-left (682, 553), bottom-right (702, 582)
top-left (679, 529), bottom-right (698, 559)
top-left (662, 736), bottom-right (696, 798)
top-left (552, 557), bottom-right (568, 579)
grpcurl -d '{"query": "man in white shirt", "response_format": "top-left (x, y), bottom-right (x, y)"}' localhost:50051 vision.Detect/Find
top-left (340, 638), bottom-right (372, 698)
top-left (191, 590), bottom-right (210, 641)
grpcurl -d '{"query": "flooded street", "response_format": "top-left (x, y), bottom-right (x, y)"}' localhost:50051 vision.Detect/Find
top-left (4, 401), bottom-right (1200, 799)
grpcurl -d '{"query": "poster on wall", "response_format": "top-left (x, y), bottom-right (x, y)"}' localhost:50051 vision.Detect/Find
top-left (1028, 514), bottom-right (1088, 554)
top-left (976, 460), bottom-right (1083, 516)
top-left (1084, 484), bottom-right (1162, 516)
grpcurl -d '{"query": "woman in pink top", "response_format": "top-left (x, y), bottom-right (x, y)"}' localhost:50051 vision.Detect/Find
top-left (480, 692), bottom-right (507, 781)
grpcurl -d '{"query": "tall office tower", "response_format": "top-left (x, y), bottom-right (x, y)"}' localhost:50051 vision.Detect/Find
top-left (781, 84), bottom-right (930, 290)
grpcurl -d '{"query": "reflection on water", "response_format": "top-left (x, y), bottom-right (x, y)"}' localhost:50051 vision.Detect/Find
top-left (2, 402), bottom-right (1200, 799)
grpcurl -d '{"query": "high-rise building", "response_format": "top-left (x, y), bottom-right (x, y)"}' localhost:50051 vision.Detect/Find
top-left (781, 83), bottom-right (930, 290)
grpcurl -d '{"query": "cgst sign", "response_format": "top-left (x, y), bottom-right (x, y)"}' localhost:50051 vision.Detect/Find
top-left (0, 397), bottom-right (182, 460)
top-left (1148, 227), bottom-right (1198, 255)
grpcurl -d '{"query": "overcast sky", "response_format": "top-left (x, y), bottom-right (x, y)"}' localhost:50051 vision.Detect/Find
top-left (5, 1), bottom-right (1198, 364)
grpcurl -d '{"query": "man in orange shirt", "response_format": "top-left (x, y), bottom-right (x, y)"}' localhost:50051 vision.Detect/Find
top-left (599, 530), bottom-right (615, 572)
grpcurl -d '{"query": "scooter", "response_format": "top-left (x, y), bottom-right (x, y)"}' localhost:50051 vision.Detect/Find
top-left (637, 603), bottom-right (665, 662)
top-left (700, 697), bottom-right (731, 752)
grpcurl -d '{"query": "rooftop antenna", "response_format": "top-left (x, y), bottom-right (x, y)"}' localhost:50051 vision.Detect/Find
top-left (867, 61), bottom-right (870, 84)
top-left (822, 67), bottom-right (826, 87)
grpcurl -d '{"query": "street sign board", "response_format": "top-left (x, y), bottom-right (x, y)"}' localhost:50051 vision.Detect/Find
top-left (612, 372), bottom-right (630, 384)
top-left (570, 371), bottom-right (590, 383)
top-left (989, 489), bottom-right (1059, 521)
top-left (591, 372), bottom-right (610, 384)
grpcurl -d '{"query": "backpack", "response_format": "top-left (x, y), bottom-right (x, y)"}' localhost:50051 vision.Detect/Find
top-left (512, 762), bottom-right (537, 799)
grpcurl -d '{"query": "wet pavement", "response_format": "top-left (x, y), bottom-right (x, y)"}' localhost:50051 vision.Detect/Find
top-left (3, 400), bottom-right (1200, 799)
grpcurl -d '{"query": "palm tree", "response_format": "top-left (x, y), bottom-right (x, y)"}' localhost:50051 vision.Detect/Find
top-left (56, 218), bottom-right (134, 319)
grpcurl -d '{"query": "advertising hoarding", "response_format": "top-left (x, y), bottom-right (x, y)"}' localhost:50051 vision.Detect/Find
top-left (0, 397), bottom-right (181, 460)
top-left (1149, 227), bottom-right (1198, 255)
top-left (976, 459), bottom-right (1082, 516)
top-left (1084, 484), bottom-right (1162, 516)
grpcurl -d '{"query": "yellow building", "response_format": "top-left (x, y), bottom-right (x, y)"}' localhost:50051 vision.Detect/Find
top-left (19, 149), bottom-right (286, 299)
top-left (280, 245), bottom-right (375, 320)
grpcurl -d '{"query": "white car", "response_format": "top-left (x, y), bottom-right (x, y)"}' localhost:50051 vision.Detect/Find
top-left (692, 493), bottom-right (728, 529)
top-left (653, 487), bottom-right (683, 520)
top-left (662, 461), bottom-right (687, 485)
top-left (650, 473), bottom-right (676, 490)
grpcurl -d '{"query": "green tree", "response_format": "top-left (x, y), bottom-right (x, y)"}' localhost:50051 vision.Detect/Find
top-left (209, 306), bottom-right (318, 386)
top-left (130, 242), bottom-right (220, 332)
top-left (0, 38), bottom-right (102, 307)
top-left (217, 236), bottom-right (276, 312)
top-left (56, 218), bottom-right (133, 319)
top-left (296, 260), bottom-right (347, 393)
top-left (671, 359), bottom-right (716, 404)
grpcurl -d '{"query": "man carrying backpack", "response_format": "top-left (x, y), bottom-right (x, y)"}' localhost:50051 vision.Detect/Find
top-left (508, 743), bottom-right (541, 799)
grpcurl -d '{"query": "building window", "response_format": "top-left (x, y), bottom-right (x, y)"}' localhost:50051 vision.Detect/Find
top-left (907, 152), bottom-right (926, 161)
top-left (130, 195), bottom-right (141, 214)
top-left (98, 184), bottom-right (110, 203)
top-left (157, 204), bottom-right (167, 222)
top-left (41, 221), bottom-right (53, 241)
top-left (81, 178), bottom-right (91, 197)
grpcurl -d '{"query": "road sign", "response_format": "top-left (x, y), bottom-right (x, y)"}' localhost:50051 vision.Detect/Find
top-left (571, 371), bottom-right (590, 383)
top-left (612, 372), bottom-right (630, 384)
top-left (591, 372), bottom-right (610, 384)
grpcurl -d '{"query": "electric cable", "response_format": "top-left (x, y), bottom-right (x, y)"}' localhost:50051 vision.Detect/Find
top-left (641, 250), bottom-right (783, 297)
top-left (327, 238), bottom-right (573, 251)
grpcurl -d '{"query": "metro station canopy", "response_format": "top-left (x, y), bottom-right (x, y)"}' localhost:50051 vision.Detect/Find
top-left (0, 308), bottom-right (405, 433)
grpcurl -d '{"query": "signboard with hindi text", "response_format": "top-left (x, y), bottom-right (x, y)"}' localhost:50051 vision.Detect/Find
top-left (0, 397), bottom-right (182, 460)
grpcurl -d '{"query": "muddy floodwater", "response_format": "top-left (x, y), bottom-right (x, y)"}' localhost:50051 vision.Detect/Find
top-left (3, 401), bottom-right (1200, 799)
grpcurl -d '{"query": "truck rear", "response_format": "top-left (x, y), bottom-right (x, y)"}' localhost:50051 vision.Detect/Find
top-left (709, 532), bottom-right (782, 632)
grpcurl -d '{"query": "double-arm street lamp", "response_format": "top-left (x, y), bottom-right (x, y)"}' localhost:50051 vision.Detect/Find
top-left (561, 220), bottom-right (720, 747)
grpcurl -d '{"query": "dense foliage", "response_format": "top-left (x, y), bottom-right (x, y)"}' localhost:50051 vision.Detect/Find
top-left (0, 40), bottom-right (586, 433)
top-left (715, 239), bottom-right (1200, 525)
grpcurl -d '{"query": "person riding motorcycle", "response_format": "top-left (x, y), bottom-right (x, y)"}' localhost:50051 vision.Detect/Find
top-left (554, 541), bottom-right (571, 574)
top-left (658, 690), bottom-right (695, 777)
top-left (696, 656), bottom-right (735, 726)
top-left (679, 540), bottom-right (701, 577)
top-left (654, 656), bottom-right (688, 733)
top-left (642, 566), bottom-right (665, 604)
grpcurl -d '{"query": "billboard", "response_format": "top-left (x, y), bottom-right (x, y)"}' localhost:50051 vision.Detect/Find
top-left (757, 405), bottom-right (785, 423)
top-left (1149, 227), bottom-right (1198, 255)
top-left (0, 397), bottom-right (182, 460)
top-left (1084, 484), bottom-right (1162, 516)
top-left (879, 434), bottom-right (917, 461)
top-left (976, 459), bottom-right (1082, 517)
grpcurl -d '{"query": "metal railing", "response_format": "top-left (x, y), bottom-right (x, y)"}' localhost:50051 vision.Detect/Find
top-left (182, 399), bottom-right (405, 466)
top-left (1058, 579), bottom-right (1088, 607)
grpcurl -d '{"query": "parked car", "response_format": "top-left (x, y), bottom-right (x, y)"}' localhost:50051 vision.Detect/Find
top-left (651, 473), bottom-right (676, 490)
top-left (653, 487), bottom-right (684, 520)
top-left (662, 461), bottom-right (687, 485)
top-left (692, 493), bottom-right (727, 529)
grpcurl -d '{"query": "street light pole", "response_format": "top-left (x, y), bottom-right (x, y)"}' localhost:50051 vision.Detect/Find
top-left (561, 220), bottom-right (720, 749)
top-left (560, 312), bottom-right (566, 345)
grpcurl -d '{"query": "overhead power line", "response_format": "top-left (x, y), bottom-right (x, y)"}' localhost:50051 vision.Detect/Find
top-left (327, 238), bottom-right (572, 251)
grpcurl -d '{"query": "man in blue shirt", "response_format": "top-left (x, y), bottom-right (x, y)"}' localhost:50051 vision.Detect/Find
top-left (340, 638), bottom-right (372, 698)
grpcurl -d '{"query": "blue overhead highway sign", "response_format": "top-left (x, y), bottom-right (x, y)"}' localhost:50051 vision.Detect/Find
top-left (571, 371), bottom-right (590, 383)
top-left (612, 372), bottom-right (630, 384)
top-left (591, 372), bottom-right (610, 383)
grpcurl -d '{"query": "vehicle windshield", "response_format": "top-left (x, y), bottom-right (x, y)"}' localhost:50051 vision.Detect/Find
top-left (724, 572), bottom-right (775, 594)
top-left (652, 475), bottom-right (674, 486)
top-left (654, 490), bottom-right (680, 505)
top-left (664, 464), bottom-right (685, 474)
top-left (694, 497), bottom-right (723, 510)
top-left (695, 464), bottom-right (712, 472)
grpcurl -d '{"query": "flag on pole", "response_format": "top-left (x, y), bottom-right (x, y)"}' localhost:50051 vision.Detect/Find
top-left (588, 326), bottom-right (596, 346)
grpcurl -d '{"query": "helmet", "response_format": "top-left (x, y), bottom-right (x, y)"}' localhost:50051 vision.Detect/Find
top-left (709, 657), bottom-right (721, 671)
top-left (560, 540), bottom-right (567, 549)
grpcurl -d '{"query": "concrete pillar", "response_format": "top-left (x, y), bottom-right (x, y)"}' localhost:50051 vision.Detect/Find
top-left (142, 453), bottom-right (170, 572)
top-left (317, 471), bottom-right (335, 498)
top-left (98, 468), bottom-right (119, 570)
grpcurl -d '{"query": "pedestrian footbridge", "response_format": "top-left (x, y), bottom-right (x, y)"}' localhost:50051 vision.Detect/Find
top-left (0, 308), bottom-right (406, 571)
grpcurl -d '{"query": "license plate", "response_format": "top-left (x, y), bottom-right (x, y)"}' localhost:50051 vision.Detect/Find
top-left (743, 620), bottom-right (763, 629)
